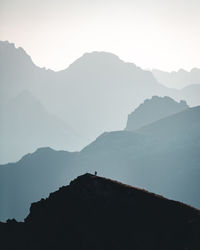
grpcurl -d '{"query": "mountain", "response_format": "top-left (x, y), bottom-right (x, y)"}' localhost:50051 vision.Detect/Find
top-left (0, 41), bottom-right (55, 105)
top-left (54, 51), bottom-right (171, 142)
top-left (80, 106), bottom-right (200, 207)
top-left (125, 96), bottom-right (189, 131)
top-left (0, 41), bottom-right (164, 161)
top-left (1, 41), bottom-right (200, 162)
top-left (0, 90), bottom-right (84, 163)
top-left (1, 104), bottom-right (200, 222)
top-left (179, 84), bottom-right (200, 107)
top-left (0, 147), bottom-right (77, 221)
top-left (137, 105), bottom-right (200, 139)
top-left (152, 68), bottom-right (200, 89)
top-left (0, 174), bottom-right (200, 250)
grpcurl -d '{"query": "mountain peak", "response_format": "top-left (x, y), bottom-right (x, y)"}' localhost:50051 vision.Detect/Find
top-left (1, 174), bottom-right (200, 250)
top-left (125, 96), bottom-right (189, 131)
top-left (81, 51), bottom-right (122, 61)
top-left (27, 173), bottom-right (200, 220)
top-left (67, 51), bottom-right (124, 71)
top-left (0, 40), bottom-right (33, 64)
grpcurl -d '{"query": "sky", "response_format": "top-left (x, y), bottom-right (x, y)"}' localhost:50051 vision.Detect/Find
top-left (0, 0), bottom-right (200, 71)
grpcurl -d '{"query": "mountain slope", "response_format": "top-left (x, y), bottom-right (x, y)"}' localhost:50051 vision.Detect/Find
top-left (79, 106), bottom-right (200, 207)
top-left (0, 147), bottom-right (78, 222)
top-left (46, 51), bottom-right (169, 141)
top-left (125, 96), bottom-right (189, 131)
top-left (0, 41), bottom-right (55, 105)
top-left (152, 68), bottom-right (200, 89)
top-left (0, 41), bottom-right (166, 159)
top-left (137, 106), bottom-right (200, 139)
top-left (1, 40), bottom-right (200, 160)
top-left (1, 105), bottom-right (200, 221)
top-left (179, 84), bottom-right (200, 107)
top-left (1, 174), bottom-right (200, 250)
top-left (0, 90), bottom-right (84, 163)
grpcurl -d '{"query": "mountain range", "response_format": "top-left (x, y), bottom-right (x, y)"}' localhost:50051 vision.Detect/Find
top-left (1, 96), bottom-right (199, 222)
top-left (0, 90), bottom-right (84, 163)
top-left (152, 68), bottom-right (200, 89)
top-left (0, 174), bottom-right (200, 250)
top-left (1, 41), bottom-right (200, 163)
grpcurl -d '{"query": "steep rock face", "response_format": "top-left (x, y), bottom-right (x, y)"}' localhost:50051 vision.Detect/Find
top-left (0, 174), bottom-right (200, 250)
top-left (125, 96), bottom-right (189, 131)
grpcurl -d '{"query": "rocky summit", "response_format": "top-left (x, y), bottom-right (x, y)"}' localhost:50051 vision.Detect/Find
top-left (0, 173), bottom-right (200, 250)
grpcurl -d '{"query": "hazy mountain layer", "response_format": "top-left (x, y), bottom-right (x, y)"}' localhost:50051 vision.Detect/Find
top-left (0, 106), bottom-right (199, 222)
top-left (0, 90), bottom-right (85, 163)
top-left (125, 96), bottom-right (189, 131)
top-left (0, 174), bottom-right (200, 250)
top-left (1, 41), bottom-right (200, 162)
top-left (179, 84), bottom-right (200, 107)
top-left (152, 68), bottom-right (200, 89)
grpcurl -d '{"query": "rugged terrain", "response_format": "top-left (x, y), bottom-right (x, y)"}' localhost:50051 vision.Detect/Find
top-left (0, 174), bottom-right (200, 250)
top-left (1, 105), bottom-right (200, 222)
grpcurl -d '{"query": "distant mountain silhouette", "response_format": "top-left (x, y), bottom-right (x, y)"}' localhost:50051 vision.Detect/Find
top-left (44, 50), bottom-right (168, 143)
top-left (80, 106), bottom-right (200, 207)
top-left (125, 96), bottom-right (189, 131)
top-left (137, 105), bottom-right (200, 139)
top-left (1, 41), bottom-right (200, 162)
top-left (1, 105), bottom-right (200, 221)
top-left (0, 174), bottom-right (200, 250)
top-left (0, 90), bottom-right (84, 163)
top-left (0, 41), bottom-right (54, 105)
top-left (152, 68), bottom-right (200, 89)
top-left (178, 84), bottom-right (200, 107)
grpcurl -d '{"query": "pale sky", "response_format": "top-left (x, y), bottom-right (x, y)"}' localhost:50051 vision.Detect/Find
top-left (0, 0), bottom-right (200, 71)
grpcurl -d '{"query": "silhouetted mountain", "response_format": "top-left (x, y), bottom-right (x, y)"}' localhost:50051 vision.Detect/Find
top-left (1, 41), bottom-right (200, 162)
top-left (0, 174), bottom-right (200, 250)
top-left (1, 105), bottom-right (200, 222)
top-left (125, 96), bottom-right (189, 131)
top-left (152, 68), bottom-right (200, 89)
top-left (137, 105), bottom-right (200, 139)
top-left (151, 69), bottom-right (200, 107)
top-left (80, 106), bottom-right (200, 207)
top-left (0, 147), bottom-right (77, 221)
top-left (0, 90), bottom-right (84, 163)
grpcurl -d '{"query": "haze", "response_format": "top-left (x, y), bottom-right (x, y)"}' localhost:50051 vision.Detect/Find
top-left (0, 0), bottom-right (200, 72)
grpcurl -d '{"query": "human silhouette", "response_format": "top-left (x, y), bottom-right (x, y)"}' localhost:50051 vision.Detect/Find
top-left (95, 171), bottom-right (97, 176)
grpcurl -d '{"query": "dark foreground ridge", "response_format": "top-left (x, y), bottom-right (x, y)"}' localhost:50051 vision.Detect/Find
top-left (1, 173), bottom-right (200, 250)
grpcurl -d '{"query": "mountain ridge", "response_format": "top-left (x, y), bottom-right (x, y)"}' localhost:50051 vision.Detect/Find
top-left (1, 104), bottom-right (200, 221)
top-left (0, 89), bottom-right (84, 163)
top-left (152, 68), bottom-right (200, 89)
top-left (125, 96), bottom-right (189, 131)
top-left (1, 173), bottom-right (200, 250)
top-left (1, 40), bottom-right (200, 163)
